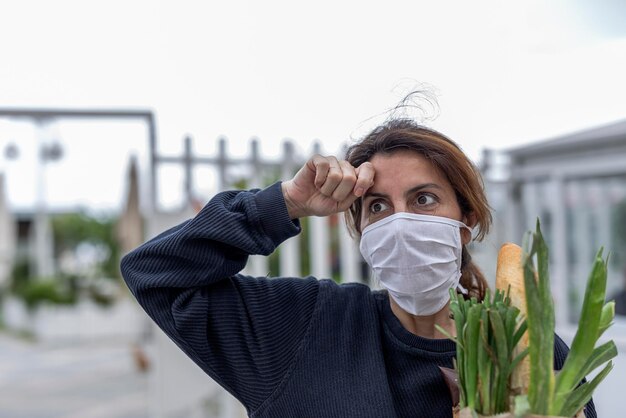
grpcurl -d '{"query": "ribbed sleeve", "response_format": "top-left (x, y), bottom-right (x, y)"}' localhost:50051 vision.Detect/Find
top-left (120, 182), bottom-right (320, 413)
top-left (554, 335), bottom-right (597, 418)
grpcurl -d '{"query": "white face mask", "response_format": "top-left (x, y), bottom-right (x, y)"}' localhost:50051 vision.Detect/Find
top-left (359, 212), bottom-right (471, 316)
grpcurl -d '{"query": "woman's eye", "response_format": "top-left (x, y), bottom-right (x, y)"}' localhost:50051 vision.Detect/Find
top-left (370, 201), bottom-right (389, 214)
top-left (416, 194), bottom-right (436, 206)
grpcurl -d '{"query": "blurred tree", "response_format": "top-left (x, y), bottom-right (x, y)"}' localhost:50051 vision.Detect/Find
top-left (9, 258), bottom-right (76, 311)
top-left (7, 212), bottom-right (121, 311)
top-left (51, 212), bottom-right (121, 280)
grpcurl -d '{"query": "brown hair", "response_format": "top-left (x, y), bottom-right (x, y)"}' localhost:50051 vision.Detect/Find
top-left (344, 118), bottom-right (492, 301)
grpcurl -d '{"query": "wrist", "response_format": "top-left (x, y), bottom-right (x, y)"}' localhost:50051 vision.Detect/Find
top-left (281, 181), bottom-right (305, 219)
top-left (254, 182), bottom-right (302, 248)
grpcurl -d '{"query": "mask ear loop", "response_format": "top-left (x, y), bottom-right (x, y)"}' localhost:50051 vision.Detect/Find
top-left (457, 283), bottom-right (469, 295)
top-left (461, 223), bottom-right (474, 239)
top-left (457, 224), bottom-right (472, 296)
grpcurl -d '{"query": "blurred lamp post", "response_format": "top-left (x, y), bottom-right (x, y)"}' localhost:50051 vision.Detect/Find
top-left (0, 172), bottom-right (16, 289)
top-left (3, 120), bottom-right (63, 278)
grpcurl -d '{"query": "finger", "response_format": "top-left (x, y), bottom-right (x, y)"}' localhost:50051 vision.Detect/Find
top-left (331, 160), bottom-right (358, 201)
top-left (309, 155), bottom-right (330, 189)
top-left (336, 193), bottom-right (360, 213)
top-left (318, 156), bottom-right (343, 196)
top-left (353, 162), bottom-right (375, 197)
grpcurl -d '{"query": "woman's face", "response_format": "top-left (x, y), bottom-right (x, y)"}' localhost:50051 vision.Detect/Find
top-left (359, 150), bottom-right (469, 240)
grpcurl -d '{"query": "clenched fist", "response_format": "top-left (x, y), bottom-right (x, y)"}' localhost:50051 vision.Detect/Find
top-left (281, 155), bottom-right (375, 219)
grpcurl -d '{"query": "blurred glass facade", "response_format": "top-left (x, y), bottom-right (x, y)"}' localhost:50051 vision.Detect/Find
top-left (564, 176), bottom-right (626, 319)
top-left (483, 119), bottom-right (626, 326)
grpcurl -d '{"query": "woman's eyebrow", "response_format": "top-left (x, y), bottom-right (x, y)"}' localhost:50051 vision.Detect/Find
top-left (363, 183), bottom-right (442, 200)
top-left (362, 190), bottom-right (388, 200)
top-left (404, 183), bottom-right (442, 196)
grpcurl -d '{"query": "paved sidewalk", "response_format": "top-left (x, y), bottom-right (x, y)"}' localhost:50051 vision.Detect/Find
top-left (0, 333), bottom-right (149, 418)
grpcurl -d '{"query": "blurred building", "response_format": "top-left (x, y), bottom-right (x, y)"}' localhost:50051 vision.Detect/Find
top-left (0, 173), bottom-right (16, 289)
top-left (483, 119), bottom-right (626, 323)
top-left (9, 210), bottom-right (54, 276)
top-left (116, 155), bottom-right (144, 256)
top-left (481, 119), bottom-right (626, 418)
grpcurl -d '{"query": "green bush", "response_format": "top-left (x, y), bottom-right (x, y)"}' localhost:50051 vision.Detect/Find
top-left (13, 278), bottom-right (76, 311)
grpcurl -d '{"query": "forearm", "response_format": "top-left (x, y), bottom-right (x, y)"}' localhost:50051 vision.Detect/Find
top-left (120, 182), bottom-right (301, 296)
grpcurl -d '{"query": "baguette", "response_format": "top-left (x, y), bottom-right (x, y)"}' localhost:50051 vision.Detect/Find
top-left (495, 243), bottom-right (529, 396)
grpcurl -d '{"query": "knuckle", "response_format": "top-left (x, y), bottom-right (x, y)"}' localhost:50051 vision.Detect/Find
top-left (343, 172), bottom-right (357, 184)
top-left (313, 154), bottom-right (329, 164)
top-left (316, 160), bottom-right (330, 170)
top-left (326, 170), bottom-right (342, 182)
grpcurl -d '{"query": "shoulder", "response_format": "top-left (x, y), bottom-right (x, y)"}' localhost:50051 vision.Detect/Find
top-left (314, 280), bottom-right (381, 315)
top-left (318, 279), bottom-right (375, 297)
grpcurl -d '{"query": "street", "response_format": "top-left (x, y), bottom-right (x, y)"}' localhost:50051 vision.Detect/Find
top-left (0, 334), bottom-right (148, 418)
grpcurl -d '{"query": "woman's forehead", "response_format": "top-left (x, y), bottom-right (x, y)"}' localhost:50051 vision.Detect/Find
top-left (369, 151), bottom-right (448, 184)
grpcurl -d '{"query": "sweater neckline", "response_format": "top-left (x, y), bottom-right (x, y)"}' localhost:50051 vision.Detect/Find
top-left (375, 291), bottom-right (456, 354)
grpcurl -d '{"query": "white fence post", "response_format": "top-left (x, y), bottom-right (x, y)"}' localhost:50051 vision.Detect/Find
top-left (245, 138), bottom-right (269, 278)
top-left (338, 214), bottom-right (363, 283)
top-left (217, 137), bottom-right (228, 190)
top-left (309, 142), bottom-right (331, 279)
top-left (279, 141), bottom-right (301, 277)
top-left (309, 216), bottom-right (331, 279)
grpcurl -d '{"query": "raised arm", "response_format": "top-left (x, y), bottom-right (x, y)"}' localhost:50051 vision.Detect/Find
top-left (121, 155), bottom-right (374, 412)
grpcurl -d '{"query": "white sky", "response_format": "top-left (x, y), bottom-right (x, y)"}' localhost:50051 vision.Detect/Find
top-left (1, 0), bottom-right (625, 212)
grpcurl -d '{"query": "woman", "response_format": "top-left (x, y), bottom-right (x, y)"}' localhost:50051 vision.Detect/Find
top-left (121, 119), bottom-right (596, 417)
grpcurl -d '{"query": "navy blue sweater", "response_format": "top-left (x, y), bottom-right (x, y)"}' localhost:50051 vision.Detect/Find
top-left (121, 182), bottom-right (596, 418)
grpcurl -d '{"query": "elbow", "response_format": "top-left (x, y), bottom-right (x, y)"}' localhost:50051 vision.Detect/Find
top-left (120, 250), bottom-right (142, 296)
